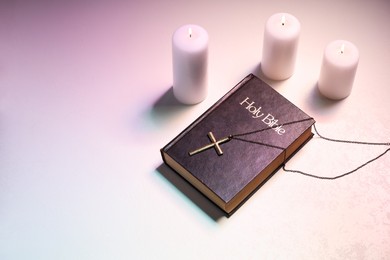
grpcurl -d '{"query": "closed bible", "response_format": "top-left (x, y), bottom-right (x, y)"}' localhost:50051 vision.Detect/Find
top-left (161, 74), bottom-right (315, 214)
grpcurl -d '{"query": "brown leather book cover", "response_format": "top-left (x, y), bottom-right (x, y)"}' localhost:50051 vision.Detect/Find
top-left (161, 74), bottom-right (315, 214)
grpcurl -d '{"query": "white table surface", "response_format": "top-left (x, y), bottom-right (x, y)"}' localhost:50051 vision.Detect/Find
top-left (1, 0), bottom-right (389, 259)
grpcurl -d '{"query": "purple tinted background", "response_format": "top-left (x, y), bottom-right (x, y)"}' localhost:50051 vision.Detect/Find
top-left (0, 0), bottom-right (389, 259)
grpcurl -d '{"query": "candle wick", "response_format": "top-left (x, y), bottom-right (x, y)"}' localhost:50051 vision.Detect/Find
top-left (281, 15), bottom-right (286, 26)
top-left (189, 28), bottom-right (192, 38)
top-left (340, 43), bottom-right (345, 54)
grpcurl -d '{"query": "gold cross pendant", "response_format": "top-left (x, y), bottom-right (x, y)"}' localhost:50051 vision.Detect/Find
top-left (189, 132), bottom-right (231, 156)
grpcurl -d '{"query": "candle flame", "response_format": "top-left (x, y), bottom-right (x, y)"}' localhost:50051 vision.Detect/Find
top-left (188, 27), bottom-right (192, 38)
top-left (281, 15), bottom-right (286, 26)
top-left (340, 43), bottom-right (345, 54)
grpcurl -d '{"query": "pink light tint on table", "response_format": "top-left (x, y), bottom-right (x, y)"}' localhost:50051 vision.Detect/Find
top-left (0, 0), bottom-right (389, 259)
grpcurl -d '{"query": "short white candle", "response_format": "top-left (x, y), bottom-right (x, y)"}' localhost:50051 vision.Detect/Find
top-left (261, 13), bottom-right (301, 80)
top-left (318, 40), bottom-right (359, 100)
top-left (172, 24), bottom-right (208, 104)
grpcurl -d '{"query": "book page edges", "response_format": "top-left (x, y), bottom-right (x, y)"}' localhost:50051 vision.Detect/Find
top-left (225, 125), bottom-right (314, 213)
top-left (162, 124), bottom-right (314, 214)
top-left (161, 151), bottom-right (229, 212)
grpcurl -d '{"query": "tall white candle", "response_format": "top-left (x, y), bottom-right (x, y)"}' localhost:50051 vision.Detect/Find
top-left (172, 24), bottom-right (208, 104)
top-left (318, 40), bottom-right (359, 100)
top-left (261, 13), bottom-right (301, 80)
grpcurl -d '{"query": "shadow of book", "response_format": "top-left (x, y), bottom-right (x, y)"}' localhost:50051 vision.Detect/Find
top-left (156, 161), bottom-right (282, 220)
top-left (156, 163), bottom-right (227, 221)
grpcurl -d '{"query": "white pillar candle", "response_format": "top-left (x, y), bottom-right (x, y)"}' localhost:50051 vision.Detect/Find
top-left (261, 13), bottom-right (301, 80)
top-left (172, 24), bottom-right (208, 104)
top-left (318, 40), bottom-right (359, 100)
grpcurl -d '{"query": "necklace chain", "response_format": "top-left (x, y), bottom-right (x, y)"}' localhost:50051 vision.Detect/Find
top-left (230, 118), bottom-right (390, 180)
